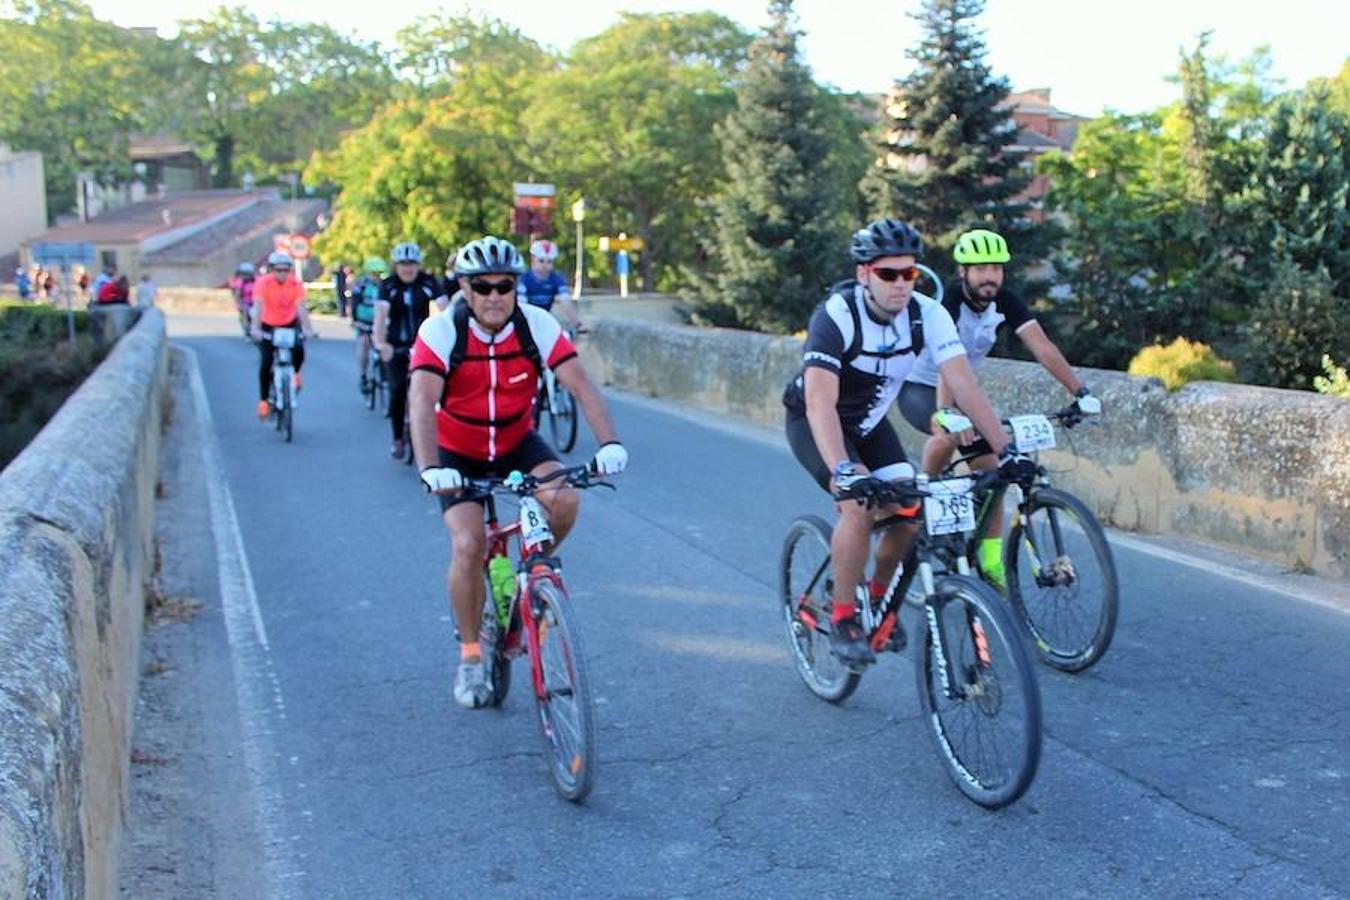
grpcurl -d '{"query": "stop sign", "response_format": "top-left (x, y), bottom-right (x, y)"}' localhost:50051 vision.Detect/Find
top-left (288, 234), bottom-right (312, 260)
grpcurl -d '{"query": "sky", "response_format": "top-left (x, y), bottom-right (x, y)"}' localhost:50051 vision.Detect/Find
top-left (91, 0), bottom-right (1347, 118)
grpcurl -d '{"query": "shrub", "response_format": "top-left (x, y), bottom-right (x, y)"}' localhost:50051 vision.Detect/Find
top-left (1242, 262), bottom-right (1349, 389)
top-left (1127, 337), bottom-right (1237, 391)
top-left (1313, 355), bottom-right (1350, 397)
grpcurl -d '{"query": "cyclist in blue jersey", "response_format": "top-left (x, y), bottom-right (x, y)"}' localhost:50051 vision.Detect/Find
top-left (519, 240), bottom-right (584, 330)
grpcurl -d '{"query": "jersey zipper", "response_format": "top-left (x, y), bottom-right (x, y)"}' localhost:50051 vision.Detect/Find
top-left (487, 336), bottom-right (498, 460)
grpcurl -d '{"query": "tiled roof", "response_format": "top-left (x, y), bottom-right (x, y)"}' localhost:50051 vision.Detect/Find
top-left (27, 190), bottom-right (261, 244)
top-left (145, 199), bottom-right (326, 264)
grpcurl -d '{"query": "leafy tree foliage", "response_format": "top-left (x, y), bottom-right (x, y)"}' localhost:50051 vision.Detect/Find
top-left (691, 0), bottom-right (855, 332)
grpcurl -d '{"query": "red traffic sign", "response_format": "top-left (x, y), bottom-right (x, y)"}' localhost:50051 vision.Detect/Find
top-left (288, 234), bottom-right (312, 260)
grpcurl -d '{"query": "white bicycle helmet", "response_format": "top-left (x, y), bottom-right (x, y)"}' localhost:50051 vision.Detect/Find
top-left (529, 239), bottom-right (559, 262)
top-left (453, 236), bottom-right (525, 276)
top-left (267, 251), bottom-right (293, 268)
top-left (392, 241), bottom-right (422, 264)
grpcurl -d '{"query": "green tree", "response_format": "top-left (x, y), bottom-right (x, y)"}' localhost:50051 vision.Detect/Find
top-left (0, 0), bottom-right (169, 219)
top-left (690, 0), bottom-right (849, 332)
top-left (521, 12), bottom-right (750, 291)
top-left (308, 16), bottom-right (545, 267)
top-left (1238, 87), bottom-right (1350, 294)
top-left (173, 7), bottom-right (392, 187)
top-left (862, 0), bottom-right (1041, 277)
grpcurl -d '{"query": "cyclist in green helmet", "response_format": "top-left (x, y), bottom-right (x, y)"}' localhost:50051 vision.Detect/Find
top-left (351, 256), bottom-right (389, 392)
top-left (898, 228), bottom-right (1100, 592)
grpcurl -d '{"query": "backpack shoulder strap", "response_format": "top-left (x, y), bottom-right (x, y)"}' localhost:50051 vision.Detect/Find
top-left (829, 280), bottom-right (863, 365)
top-left (510, 305), bottom-right (544, 372)
top-left (447, 299), bottom-right (472, 375)
top-left (908, 297), bottom-right (924, 357)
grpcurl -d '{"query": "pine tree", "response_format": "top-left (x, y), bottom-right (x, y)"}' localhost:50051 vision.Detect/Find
top-left (862, 0), bottom-right (1042, 277)
top-left (692, 0), bottom-right (847, 333)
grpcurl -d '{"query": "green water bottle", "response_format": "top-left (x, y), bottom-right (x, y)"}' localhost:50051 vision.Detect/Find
top-left (488, 555), bottom-right (516, 625)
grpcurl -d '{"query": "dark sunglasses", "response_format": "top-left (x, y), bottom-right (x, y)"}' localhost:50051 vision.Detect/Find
top-left (871, 265), bottom-right (920, 283)
top-left (469, 279), bottom-right (516, 295)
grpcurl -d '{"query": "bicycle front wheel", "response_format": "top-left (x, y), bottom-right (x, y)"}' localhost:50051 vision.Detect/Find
top-left (529, 580), bottom-right (596, 802)
top-left (915, 574), bottom-right (1041, 809)
top-left (549, 385), bottom-right (578, 452)
top-left (479, 586), bottom-right (511, 708)
top-left (282, 379), bottom-right (293, 443)
top-left (1006, 487), bottom-right (1119, 673)
top-left (778, 515), bottom-right (861, 704)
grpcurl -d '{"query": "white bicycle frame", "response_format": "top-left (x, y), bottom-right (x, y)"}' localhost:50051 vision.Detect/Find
top-left (271, 327), bottom-right (297, 410)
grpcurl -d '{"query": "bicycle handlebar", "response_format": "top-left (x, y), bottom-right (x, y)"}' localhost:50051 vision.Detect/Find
top-left (464, 464), bottom-right (616, 497)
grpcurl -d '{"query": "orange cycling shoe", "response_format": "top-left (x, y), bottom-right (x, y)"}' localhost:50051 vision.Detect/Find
top-left (256, 400), bottom-right (270, 420)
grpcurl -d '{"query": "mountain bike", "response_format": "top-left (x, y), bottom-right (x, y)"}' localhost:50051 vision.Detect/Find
top-left (944, 407), bottom-right (1119, 673)
top-left (265, 327), bottom-right (302, 443)
top-left (535, 327), bottom-right (583, 453)
top-left (779, 475), bottom-right (1042, 808)
top-left (362, 345), bottom-right (387, 413)
top-left (471, 464), bottom-right (613, 802)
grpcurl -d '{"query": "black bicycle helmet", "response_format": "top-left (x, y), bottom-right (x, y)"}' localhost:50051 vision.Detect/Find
top-left (849, 218), bottom-right (925, 263)
top-left (452, 236), bottom-right (526, 277)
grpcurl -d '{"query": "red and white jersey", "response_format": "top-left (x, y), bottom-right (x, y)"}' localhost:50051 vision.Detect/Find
top-left (410, 303), bottom-right (577, 460)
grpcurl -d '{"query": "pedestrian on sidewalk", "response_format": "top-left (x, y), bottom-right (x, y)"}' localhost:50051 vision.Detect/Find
top-left (135, 272), bottom-right (158, 307)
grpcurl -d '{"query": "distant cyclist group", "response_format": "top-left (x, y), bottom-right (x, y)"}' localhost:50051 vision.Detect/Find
top-left (231, 216), bottom-right (1113, 806)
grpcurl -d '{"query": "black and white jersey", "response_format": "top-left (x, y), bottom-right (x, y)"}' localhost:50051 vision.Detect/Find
top-left (784, 281), bottom-right (966, 436)
top-left (379, 272), bottom-right (447, 347)
top-left (907, 279), bottom-right (1035, 387)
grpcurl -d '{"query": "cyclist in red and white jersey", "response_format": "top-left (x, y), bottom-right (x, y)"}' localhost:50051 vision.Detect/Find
top-left (408, 236), bottom-right (627, 708)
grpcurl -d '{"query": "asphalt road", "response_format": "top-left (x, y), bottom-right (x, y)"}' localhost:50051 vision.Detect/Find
top-left (136, 313), bottom-right (1350, 899)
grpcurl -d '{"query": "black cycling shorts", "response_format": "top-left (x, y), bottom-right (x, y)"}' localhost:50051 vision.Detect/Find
top-left (435, 431), bottom-right (560, 512)
top-left (785, 410), bottom-right (913, 494)
top-left (898, 381), bottom-right (995, 458)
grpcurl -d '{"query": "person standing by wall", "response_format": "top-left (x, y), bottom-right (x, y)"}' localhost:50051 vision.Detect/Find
top-left (334, 262), bottom-right (349, 318)
top-left (135, 273), bottom-right (158, 307)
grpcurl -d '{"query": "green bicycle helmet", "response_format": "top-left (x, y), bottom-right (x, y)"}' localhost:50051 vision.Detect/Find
top-left (363, 255), bottom-right (389, 276)
top-left (952, 229), bottom-right (1011, 265)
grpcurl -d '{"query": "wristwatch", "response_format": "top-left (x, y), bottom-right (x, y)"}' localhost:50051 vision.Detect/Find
top-left (833, 461), bottom-right (857, 478)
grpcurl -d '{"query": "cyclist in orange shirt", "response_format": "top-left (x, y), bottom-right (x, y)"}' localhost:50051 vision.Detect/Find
top-left (249, 251), bottom-right (317, 419)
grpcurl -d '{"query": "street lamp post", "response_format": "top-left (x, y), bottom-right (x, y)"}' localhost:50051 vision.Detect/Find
top-left (571, 197), bottom-right (586, 300)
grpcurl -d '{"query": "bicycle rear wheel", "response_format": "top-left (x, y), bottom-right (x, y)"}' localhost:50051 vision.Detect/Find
top-left (1006, 487), bottom-right (1119, 673)
top-left (529, 580), bottom-right (596, 802)
top-left (778, 515), bottom-right (861, 703)
top-left (364, 361), bottom-right (376, 409)
top-left (549, 385), bottom-right (578, 452)
top-left (479, 587), bottom-right (511, 707)
top-left (914, 574), bottom-right (1041, 809)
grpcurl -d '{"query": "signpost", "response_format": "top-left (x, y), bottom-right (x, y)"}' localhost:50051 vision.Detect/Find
top-left (598, 233), bottom-right (644, 297)
top-left (513, 182), bottom-right (556, 237)
top-left (571, 197), bottom-right (586, 299)
top-left (31, 242), bottom-right (96, 343)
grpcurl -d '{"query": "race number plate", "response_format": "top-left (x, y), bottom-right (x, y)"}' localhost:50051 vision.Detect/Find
top-left (1010, 415), bottom-right (1056, 452)
top-left (519, 497), bottom-right (554, 547)
top-left (271, 327), bottom-right (297, 349)
top-left (924, 477), bottom-right (976, 536)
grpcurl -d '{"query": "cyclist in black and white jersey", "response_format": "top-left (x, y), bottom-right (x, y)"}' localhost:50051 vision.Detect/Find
top-left (374, 241), bottom-right (449, 459)
top-left (898, 228), bottom-right (1100, 590)
top-left (783, 218), bottom-right (1037, 667)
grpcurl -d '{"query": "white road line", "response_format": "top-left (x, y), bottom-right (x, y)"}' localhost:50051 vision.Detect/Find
top-left (182, 346), bottom-right (304, 896)
top-left (607, 388), bottom-right (1350, 616)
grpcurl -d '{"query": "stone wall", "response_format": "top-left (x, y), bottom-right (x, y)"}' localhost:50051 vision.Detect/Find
top-left (0, 310), bottom-right (167, 897)
top-left (579, 318), bottom-right (1350, 578)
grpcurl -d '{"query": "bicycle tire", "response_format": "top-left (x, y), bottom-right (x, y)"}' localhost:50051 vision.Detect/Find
top-left (364, 364), bottom-right (376, 410)
top-left (479, 587), bottom-right (511, 708)
top-left (1005, 487), bottom-right (1119, 673)
top-left (914, 574), bottom-right (1041, 809)
top-left (550, 385), bottom-right (578, 452)
top-left (282, 378), bottom-right (293, 443)
top-left (529, 580), bottom-right (597, 802)
top-left (778, 515), bottom-right (862, 704)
